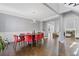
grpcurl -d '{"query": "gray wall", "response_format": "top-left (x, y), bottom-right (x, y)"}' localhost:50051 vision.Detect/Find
top-left (63, 11), bottom-right (79, 30)
top-left (43, 11), bottom-right (79, 39)
top-left (43, 17), bottom-right (60, 36)
top-left (63, 11), bottom-right (79, 37)
top-left (0, 13), bottom-right (41, 42)
top-left (0, 13), bottom-right (41, 32)
top-left (43, 11), bottom-right (79, 32)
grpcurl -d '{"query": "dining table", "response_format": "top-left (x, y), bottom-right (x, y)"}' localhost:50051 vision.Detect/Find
top-left (32, 34), bottom-right (36, 46)
top-left (19, 32), bottom-right (44, 47)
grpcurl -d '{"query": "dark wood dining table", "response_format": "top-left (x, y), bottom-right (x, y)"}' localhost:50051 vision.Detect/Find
top-left (32, 34), bottom-right (36, 46)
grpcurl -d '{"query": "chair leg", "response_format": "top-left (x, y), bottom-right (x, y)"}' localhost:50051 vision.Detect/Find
top-left (13, 42), bottom-right (17, 51)
top-left (25, 42), bottom-right (28, 46)
top-left (24, 41), bottom-right (26, 47)
top-left (36, 41), bottom-right (38, 47)
top-left (20, 41), bottom-right (23, 47)
top-left (31, 42), bottom-right (33, 48)
top-left (19, 42), bottom-right (22, 48)
top-left (36, 40), bottom-right (40, 47)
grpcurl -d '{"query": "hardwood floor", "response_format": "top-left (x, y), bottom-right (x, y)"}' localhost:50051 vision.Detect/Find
top-left (15, 46), bottom-right (55, 56)
top-left (0, 39), bottom-right (58, 56)
top-left (1, 37), bottom-right (79, 56)
top-left (0, 38), bottom-right (76, 56)
top-left (58, 37), bottom-right (79, 56)
top-left (59, 41), bottom-right (65, 56)
top-left (65, 37), bottom-right (79, 56)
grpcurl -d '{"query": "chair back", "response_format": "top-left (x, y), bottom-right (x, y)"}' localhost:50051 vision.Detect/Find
top-left (35, 34), bottom-right (40, 41)
top-left (41, 33), bottom-right (44, 38)
top-left (19, 34), bottom-right (25, 41)
top-left (25, 35), bottom-right (32, 42)
top-left (13, 35), bottom-right (18, 42)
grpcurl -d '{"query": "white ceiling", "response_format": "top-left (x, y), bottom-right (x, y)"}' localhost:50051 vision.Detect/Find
top-left (46, 3), bottom-right (71, 14)
top-left (0, 3), bottom-right (71, 21)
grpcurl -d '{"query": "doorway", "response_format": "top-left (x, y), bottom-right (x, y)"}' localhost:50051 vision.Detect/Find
top-left (47, 22), bottom-right (55, 40)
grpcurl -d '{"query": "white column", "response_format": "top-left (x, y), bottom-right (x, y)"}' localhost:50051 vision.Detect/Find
top-left (58, 14), bottom-right (65, 43)
top-left (54, 21), bottom-right (57, 32)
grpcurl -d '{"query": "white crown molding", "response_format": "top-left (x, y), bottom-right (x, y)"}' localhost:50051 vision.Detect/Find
top-left (42, 3), bottom-right (72, 22)
top-left (41, 15), bottom-right (60, 21)
top-left (0, 5), bottom-right (33, 20)
top-left (0, 4), bottom-right (72, 22)
top-left (0, 4), bottom-right (59, 22)
top-left (41, 9), bottom-right (72, 22)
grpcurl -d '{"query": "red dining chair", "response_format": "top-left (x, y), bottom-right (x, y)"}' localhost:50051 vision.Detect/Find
top-left (35, 34), bottom-right (41, 46)
top-left (13, 35), bottom-right (20, 50)
top-left (41, 33), bottom-right (44, 39)
top-left (19, 36), bottom-right (25, 41)
top-left (41, 33), bottom-right (44, 42)
top-left (38, 33), bottom-right (44, 46)
top-left (39, 33), bottom-right (43, 44)
top-left (25, 34), bottom-right (33, 47)
top-left (35, 34), bottom-right (38, 41)
top-left (19, 33), bottom-right (25, 42)
top-left (13, 34), bottom-right (25, 50)
top-left (39, 33), bottom-right (42, 40)
top-left (26, 33), bottom-right (31, 35)
top-left (19, 34), bottom-right (25, 46)
top-left (35, 34), bottom-right (39, 41)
